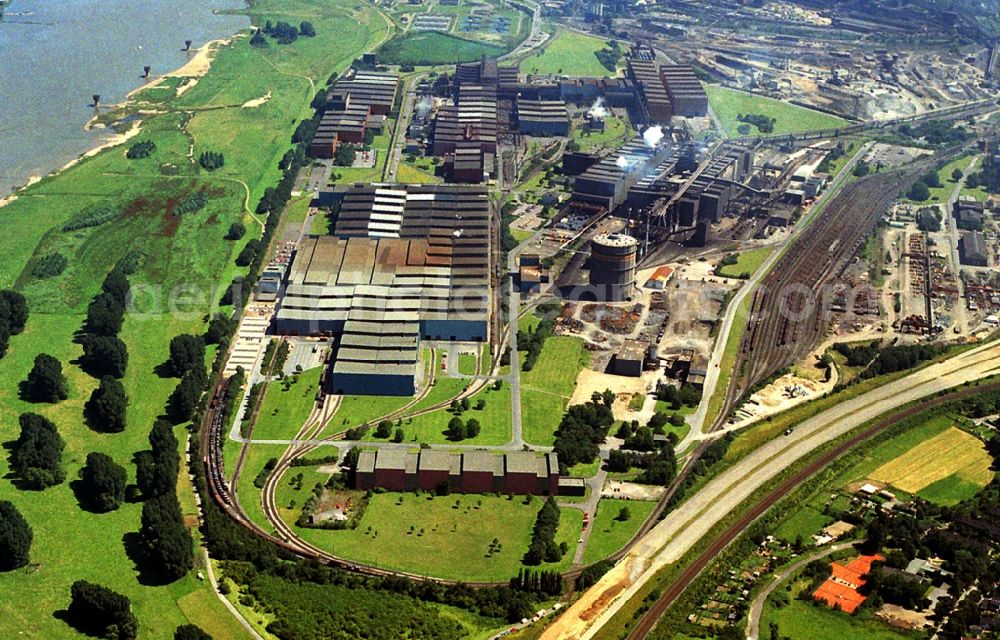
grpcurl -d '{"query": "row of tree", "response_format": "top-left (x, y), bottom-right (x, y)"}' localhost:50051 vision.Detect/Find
top-left (523, 497), bottom-right (564, 565)
top-left (0, 289), bottom-right (28, 359)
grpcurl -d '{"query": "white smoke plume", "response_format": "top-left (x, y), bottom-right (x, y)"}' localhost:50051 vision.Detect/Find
top-left (415, 96), bottom-right (433, 118)
top-left (643, 125), bottom-right (664, 148)
top-left (587, 98), bottom-right (608, 119)
top-left (616, 155), bottom-right (639, 171)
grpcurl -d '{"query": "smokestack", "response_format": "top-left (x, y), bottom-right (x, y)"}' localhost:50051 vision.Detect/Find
top-left (92, 94), bottom-right (101, 108)
top-left (143, 65), bottom-right (151, 79)
top-left (184, 40), bottom-right (192, 51)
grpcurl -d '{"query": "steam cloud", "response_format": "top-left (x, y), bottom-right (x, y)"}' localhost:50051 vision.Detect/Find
top-left (415, 96), bottom-right (433, 118)
top-left (587, 98), bottom-right (608, 119)
top-left (643, 125), bottom-right (664, 148)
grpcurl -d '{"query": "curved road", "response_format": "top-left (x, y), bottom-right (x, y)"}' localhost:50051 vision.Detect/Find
top-left (539, 338), bottom-right (1000, 640)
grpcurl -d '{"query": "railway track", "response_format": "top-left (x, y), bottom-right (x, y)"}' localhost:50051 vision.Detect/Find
top-left (713, 153), bottom-right (952, 432)
top-left (626, 380), bottom-right (1000, 639)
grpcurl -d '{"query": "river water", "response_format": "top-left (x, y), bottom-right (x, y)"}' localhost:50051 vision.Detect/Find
top-left (0, 0), bottom-right (249, 196)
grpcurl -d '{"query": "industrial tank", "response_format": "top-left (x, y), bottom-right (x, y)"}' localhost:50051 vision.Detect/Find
top-left (589, 232), bottom-right (638, 301)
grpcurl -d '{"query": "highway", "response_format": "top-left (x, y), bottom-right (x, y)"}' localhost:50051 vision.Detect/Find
top-left (538, 338), bottom-right (1000, 640)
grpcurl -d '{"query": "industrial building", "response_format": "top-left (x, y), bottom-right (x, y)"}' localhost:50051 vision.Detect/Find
top-left (443, 144), bottom-right (486, 183)
top-left (274, 184), bottom-right (492, 395)
top-left (355, 450), bottom-right (561, 495)
top-left (960, 231), bottom-right (989, 267)
top-left (309, 71), bottom-right (399, 158)
top-left (572, 135), bottom-right (676, 212)
top-left (589, 232), bottom-right (638, 301)
top-left (660, 65), bottom-right (709, 117)
top-left (612, 339), bottom-right (646, 376)
top-left (516, 98), bottom-right (570, 136)
top-left (328, 71), bottom-right (399, 116)
top-left (627, 57), bottom-right (673, 123)
top-left (432, 83), bottom-right (498, 157)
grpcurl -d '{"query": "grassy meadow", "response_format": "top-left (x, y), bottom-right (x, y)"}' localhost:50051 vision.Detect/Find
top-left (704, 85), bottom-right (848, 137)
top-left (0, 0), bottom-right (391, 636)
top-left (523, 30), bottom-right (613, 77)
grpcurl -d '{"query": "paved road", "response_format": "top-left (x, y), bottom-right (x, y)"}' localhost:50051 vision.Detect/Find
top-left (539, 338), bottom-right (1000, 640)
top-left (680, 141), bottom-right (874, 450)
top-left (744, 541), bottom-right (855, 640)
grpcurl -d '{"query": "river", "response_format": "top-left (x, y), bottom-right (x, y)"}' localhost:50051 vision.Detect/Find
top-left (0, 0), bottom-right (249, 196)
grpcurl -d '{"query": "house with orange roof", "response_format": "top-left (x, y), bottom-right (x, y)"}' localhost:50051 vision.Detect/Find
top-left (812, 554), bottom-right (884, 614)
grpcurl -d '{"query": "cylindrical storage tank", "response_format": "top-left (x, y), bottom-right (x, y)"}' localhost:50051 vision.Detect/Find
top-left (589, 232), bottom-right (638, 301)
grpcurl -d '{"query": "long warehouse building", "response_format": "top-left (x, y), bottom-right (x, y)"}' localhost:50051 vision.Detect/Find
top-left (275, 184), bottom-right (493, 395)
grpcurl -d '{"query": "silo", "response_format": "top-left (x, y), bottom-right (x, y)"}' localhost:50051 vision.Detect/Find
top-left (589, 233), bottom-right (638, 301)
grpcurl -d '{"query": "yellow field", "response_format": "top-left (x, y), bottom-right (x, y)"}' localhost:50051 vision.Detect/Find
top-left (870, 427), bottom-right (994, 493)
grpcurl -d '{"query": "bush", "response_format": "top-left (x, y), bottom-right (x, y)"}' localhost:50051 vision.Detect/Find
top-left (173, 191), bottom-right (207, 215)
top-left (80, 334), bottom-right (129, 379)
top-left (84, 376), bottom-right (128, 433)
top-left (11, 412), bottom-right (65, 489)
top-left (198, 151), bottom-right (225, 171)
top-left (0, 500), bottom-right (32, 571)
top-left (167, 334), bottom-right (206, 377)
top-left (226, 221), bottom-right (246, 241)
top-left (79, 452), bottom-right (127, 512)
top-left (85, 292), bottom-right (125, 336)
top-left (62, 206), bottom-right (117, 231)
top-left (24, 353), bottom-right (69, 402)
top-left (0, 289), bottom-right (29, 334)
top-left (139, 492), bottom-right (194, 582)
top-left (126, 140), bottom-right (156, 159)
top-left (68, 580), bottom-right (138, 640)
top-left (30, 253), bottom-right (68, 279)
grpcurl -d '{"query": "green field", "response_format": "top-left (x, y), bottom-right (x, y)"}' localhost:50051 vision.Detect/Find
top-left (773, 504), bottom-right (832, 544)
top-left (582, 499), bottom-right (657, 565)
top-left (378, 31), bottom-right (506, 65)
top-left (395, 376), bottom-right (513, 445)
top-left (521, 335), bottom-right (589, 446)
top-left (704, 85), bottom-right (848, 137)
top-left (572, 114), bottom-right (631, 152)
top-left (286, 491), bottom-right (583, 581)
top-left (396, 161), bottom-right (440, 183)
top-left (716, 247), bottom-right (772, 279)
top-left (523, 30), bottom-right (613, 77)
top-left (764, 585), bottom-right (912, 640)
top-left (904, 154), bottom-right (974, 204)
top-left (250, 366), bottom-right (323, 441)
top-left (0, 0), bottom-right (390, 636)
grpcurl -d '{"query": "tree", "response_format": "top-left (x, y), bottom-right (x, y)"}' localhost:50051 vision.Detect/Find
top-left (175, 625), bottom-right (212, 640)
top-left (923, 171), bottom-right (942, 189)
top-left (952, 168), bottom-right (964, 181)
top-left (249, 29), bottom-right (268, 48)
top-left (86, 292), bottom-right (126, 336)
top-left (225, 221), bottom-right (246, 241)
top-left (334, 144), bottom-right (356, 167)
top-left (465, 418), bottom-right (481, 438)
top-left (907, 180), bottom-right (930, 201)
top-left (0, 289), bottom-right (29, 334)
top-left (616, 506), bottom-right (631, 521)
top-left (205, 313), bottom-right (233, 345)
top-left (68, 580), bottom-right (138, 640)
top-left (84, 376), bottom-right (128, 433)
top-left (167, 369), bottom-right (205, 423)
top-left (393, 428), bottom-right (405, 443)
top-left (375, 420), bottom-right (393, 438)
top-left (299, 20), bottom-right (316, 37)
top-left (102, 270), bottom-right (131, 307)
top-left (167, 334), bottom-right (205, 377)
top-left (80, 334), bottom-right (129, 378)
top-left (139, 492), bottom-right (194, 582)
top-left (23, 353), bottom-right (68, 402)
top-left (79, 452), bottom-right (127, 512)
top-left (11, 413), bottom-right (65, 489)
top-left (0, 323), bottom-right (8, 359)
top-left (852, 161), bottom-right (871, 177)
top-left (235, 240), bottom-right (261, 267)
top-left (0, 500), bottom-right (32, 571)
top-left (446, 416), bottom-right (467, 441)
